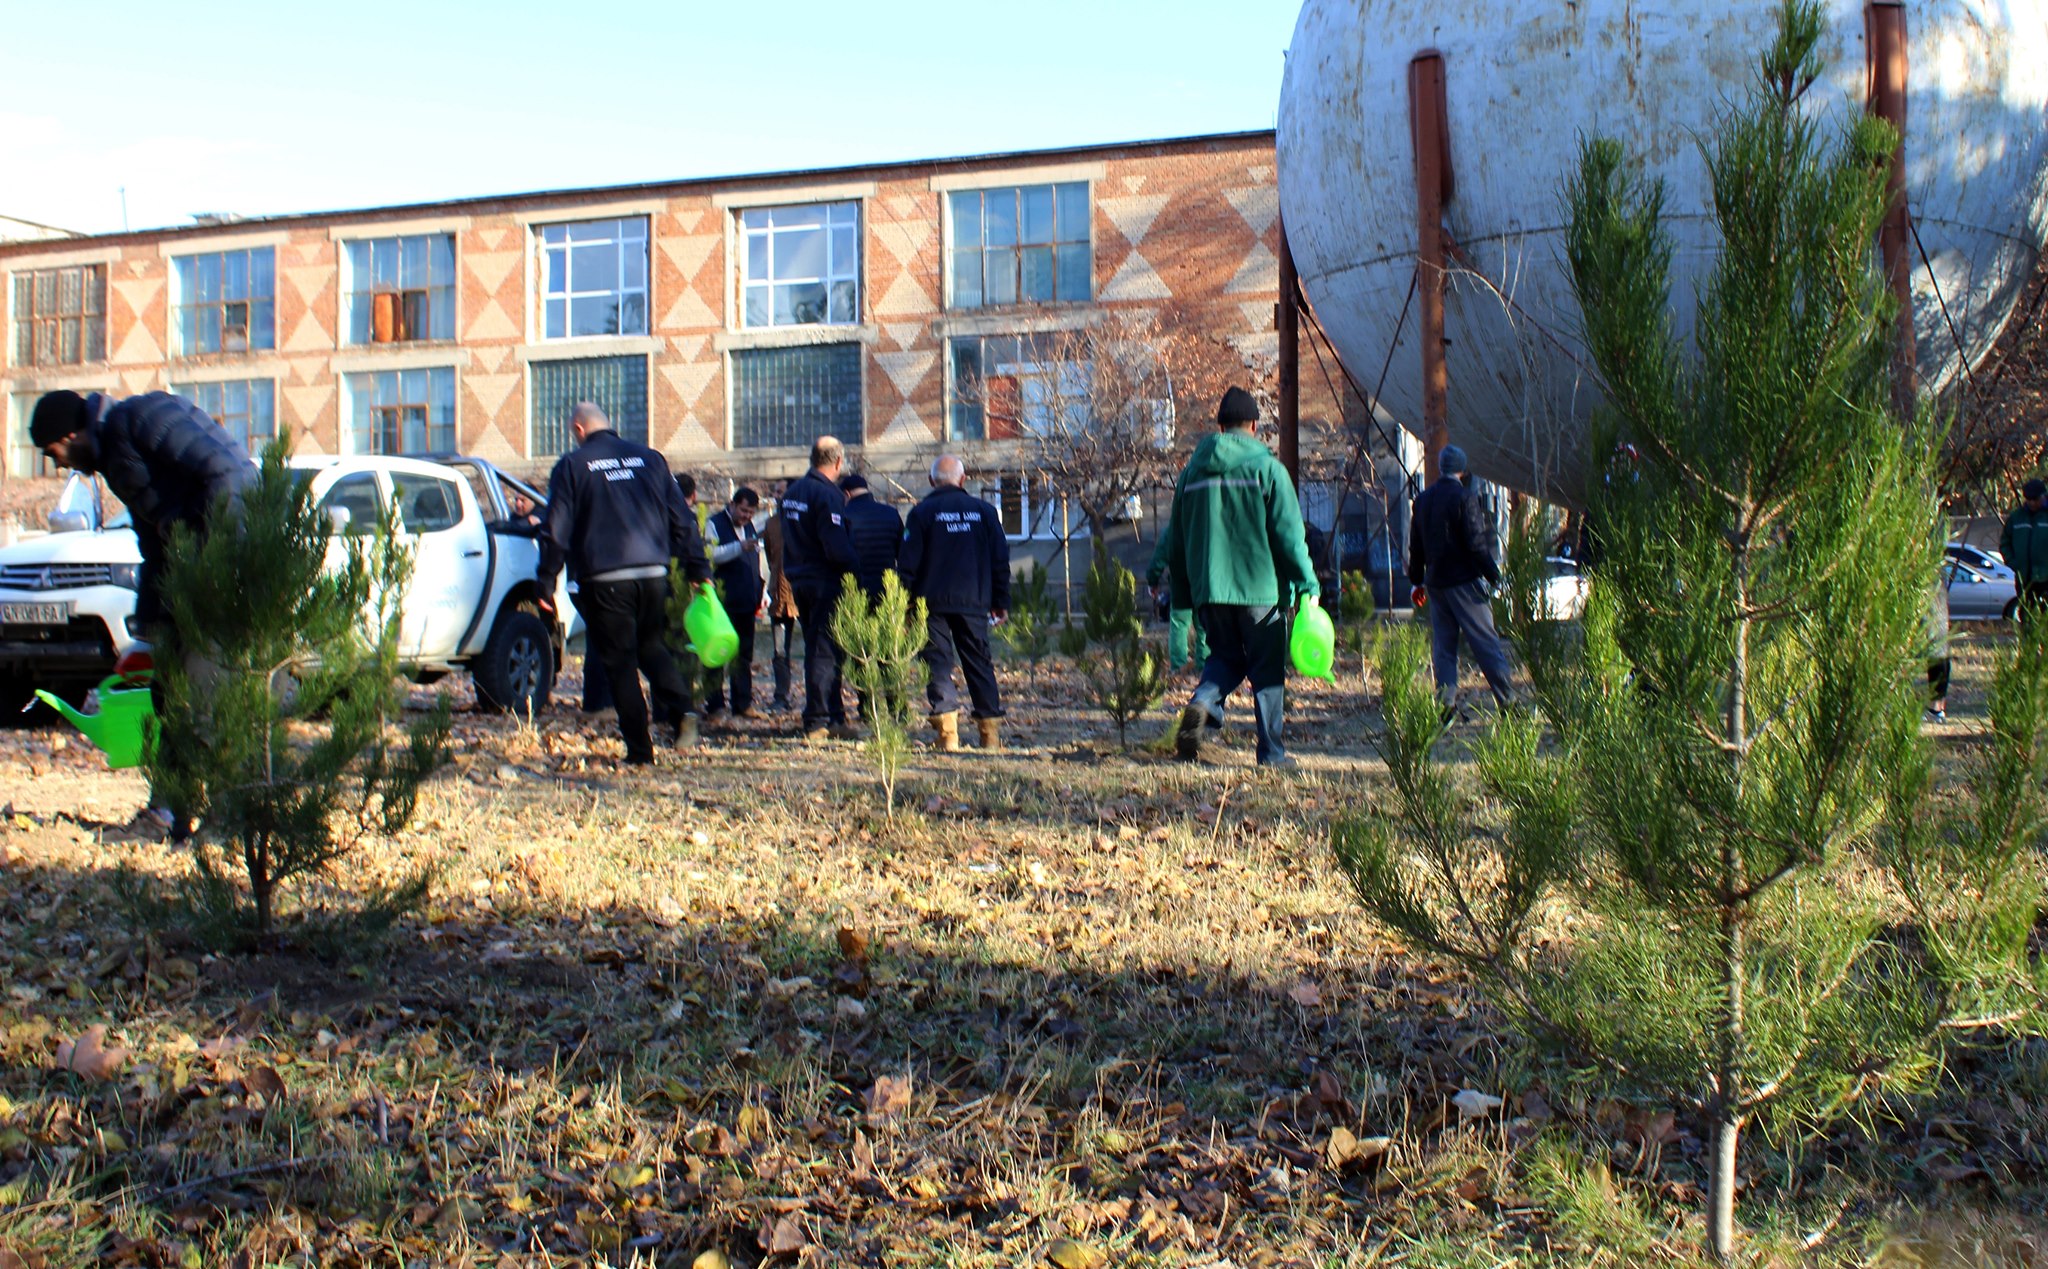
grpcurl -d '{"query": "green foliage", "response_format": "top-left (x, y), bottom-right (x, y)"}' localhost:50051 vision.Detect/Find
top-left (1336, 570), bottom-right (1376, 681)
top-left (144, 440), bottom-right (451, 948)
top-left (1333, 5), bottom-right (2047, 1259)
top-left (830, 571), bottom-right (929, 818)
top-left (994, 562), bottom-right (1058, 682)
top-left (1073, 544), bottom-right (1168, 749)
top-left (1056, 620), bottom-right (1089, 660)
top-left (664, 560), bottom-right (722, 703)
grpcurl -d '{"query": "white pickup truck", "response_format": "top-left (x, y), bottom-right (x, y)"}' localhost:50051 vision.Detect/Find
top-left (0, 454), bottom-right (581, 717)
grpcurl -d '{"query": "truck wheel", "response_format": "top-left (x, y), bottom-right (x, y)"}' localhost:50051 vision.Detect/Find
top-left (473, 610), bottom-right (554, 715)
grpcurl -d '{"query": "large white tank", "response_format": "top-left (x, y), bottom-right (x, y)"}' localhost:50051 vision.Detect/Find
top-left (1278, 0), bottom-right (2048, 501)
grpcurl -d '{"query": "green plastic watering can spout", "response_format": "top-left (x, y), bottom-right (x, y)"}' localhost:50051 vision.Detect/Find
top-left (34, 690), bottom-right (95, 735)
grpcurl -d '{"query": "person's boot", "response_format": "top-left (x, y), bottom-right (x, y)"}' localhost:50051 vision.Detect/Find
top-left (976, 717), bottom-right (1002, 750)
top-left (1174, 705), bottom-right (1206, 762)
top-left (675, 713), bottom-right (700, 749)
top-left (932, 711), bottom-right (961, 752)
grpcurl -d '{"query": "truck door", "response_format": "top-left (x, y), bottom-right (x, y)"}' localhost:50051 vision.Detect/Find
top-left (388, 469), bottom-right (489, 661)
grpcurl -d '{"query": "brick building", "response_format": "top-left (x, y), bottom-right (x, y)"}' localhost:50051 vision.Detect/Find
top-left (1, 131), bottom-right (1374, 548)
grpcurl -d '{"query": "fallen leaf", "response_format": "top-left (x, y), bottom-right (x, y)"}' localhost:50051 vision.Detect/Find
top-left (1287, 981), bottom-right (1322, 1008)
top-left (1453, 1089), bottom-right (1506, 1120)
top-left (1520, 1090), bottom-right (1552, 1122)
top-left (758, 1215), bottom-right (806, 1256)
top-left (836, 926), bottom-right (869, 962)
top-left (53, 1025), bottom-right (130, 1082)
top-left (1324, 1126), bottom-right (1393, 1172)
top-left (691, 1253), bottom-right (732, 1269)
top-left (866, 1074), bottom-right (912, 1127)
top-left (245, 1065), bottom-right (287, 1104)
top-left (1046, 1238), bottom-right (1107, 1269)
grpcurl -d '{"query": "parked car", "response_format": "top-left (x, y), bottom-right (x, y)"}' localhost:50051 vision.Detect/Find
top-left (1943, 558), bottom-right (2017, 622)
top-left (0, 455), bottom-right (581, 717)
top-left (1947, 541), bottom-right (2011, 581)
top-left (1539, 555), bottom-right (1589, 620)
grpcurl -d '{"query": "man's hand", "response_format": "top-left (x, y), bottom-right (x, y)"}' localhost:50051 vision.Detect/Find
top-left (991, 608), bottom-right (1008, 626)
top-left (535, 593), bottom-right (558, 618)
top-left (1411, 585), bottom-right (1429, 608)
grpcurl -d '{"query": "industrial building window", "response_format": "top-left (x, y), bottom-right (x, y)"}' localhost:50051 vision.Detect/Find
top-left (172, 248), bottom-right (276, 355)
top-left (529, 355), bottom-right (648, 455)
top-left (975, 474), bottom-right (1078, 542)
top-left (172, 379), bottom-right (275, 452)
top-left (344, 366), bottom-right (456, 456)
top-left (946, 182), bottom-right (1090, 309)
top-left (538, 217), bottom-right (648, 339)
top-left (739, 202), bottom-right (859, 328)
top-left (946, 333), bottom-right (1089, 441)
top-left (731, 344), bottom-right (861, 449)
top-left (11, 265), bottom-right (106, 367)
top-left (343, 235), bottom-right (456, 344)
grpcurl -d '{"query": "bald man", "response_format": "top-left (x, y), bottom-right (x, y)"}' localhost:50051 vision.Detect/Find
top-left (899, 455), bottom-right (1011, 751)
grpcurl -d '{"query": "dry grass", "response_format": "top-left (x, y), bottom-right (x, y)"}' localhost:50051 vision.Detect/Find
top-left (0, 629), bottom-right (2038, 1266)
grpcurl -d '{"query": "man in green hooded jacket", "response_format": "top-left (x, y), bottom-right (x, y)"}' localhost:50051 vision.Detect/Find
top-left (1153, 386), bottom-right (1319, 767)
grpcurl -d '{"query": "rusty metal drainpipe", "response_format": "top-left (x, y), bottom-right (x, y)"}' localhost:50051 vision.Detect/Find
top-left (1410, 51), bottom-right (1453, 485)
top-left (1277, 216), bottom-right (1301, 484)
top-left (1867, 0), bottom-right (1915, 416)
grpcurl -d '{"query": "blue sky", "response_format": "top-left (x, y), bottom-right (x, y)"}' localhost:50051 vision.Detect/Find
top-left (3, 0), bottom-right (1304, 235)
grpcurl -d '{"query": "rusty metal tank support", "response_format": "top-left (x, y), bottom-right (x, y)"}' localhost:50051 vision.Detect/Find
top-left (1410, 51), bottom-right (1453, 485)
top-left (1867, 0), bottom-right (1915, 414)
top-left (1278, 216), bottom-right (1301, 483)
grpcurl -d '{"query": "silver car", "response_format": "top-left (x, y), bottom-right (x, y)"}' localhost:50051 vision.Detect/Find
top-left (1944, 558), bottom-right (2018, 622)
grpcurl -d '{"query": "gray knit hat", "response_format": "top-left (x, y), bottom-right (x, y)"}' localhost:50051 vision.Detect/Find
top-left (1438, 444), bottom-right (1469, 476)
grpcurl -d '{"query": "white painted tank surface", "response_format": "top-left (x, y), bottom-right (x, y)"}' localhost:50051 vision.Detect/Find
top-left (1278, 0), bottom-right (2048, 500)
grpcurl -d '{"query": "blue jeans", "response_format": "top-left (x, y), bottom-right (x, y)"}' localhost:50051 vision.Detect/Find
top-left (1189, 603), bottom-right (1290, 765)
top-left (1427, 578), bottom-right (1515, 706)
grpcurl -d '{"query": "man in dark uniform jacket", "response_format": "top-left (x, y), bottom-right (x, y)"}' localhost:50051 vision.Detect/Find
top-left (779, 435), bottom-right (859, 739)
top-left (537, 402), bottom-right (708, 766)
top-left (899, 454), bottom-right (1011, 751)
top-left (703, 487), bottom-right (766, 723)
top-left (31, 389), bottom-right (255, 638)
top-left (838, 473), bottom-right (902, 599)
top-left (1407, 443), bottom-right (1514, 709)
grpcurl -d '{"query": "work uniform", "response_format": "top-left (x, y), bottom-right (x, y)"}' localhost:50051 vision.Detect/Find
top-left (900, 483), bottom-right (1011, 721)
top-left (704, 506), bottom-right (763, 716)
top-left (844, 493), bottom-right (904, 599)
top-left (539, 428), bottom-right (708, 762)
top-left (2000, 501), bottom-right (2048, 613)
top-left (779, 468), bottom-right (858, 729)
top-left (1407, 473), bottom-right (1514, 707)
top-left (1157, 429), bottom-right (1319, 765)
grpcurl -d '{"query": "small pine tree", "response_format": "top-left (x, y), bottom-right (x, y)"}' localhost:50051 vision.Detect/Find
top-left (994, 561), bottom-right (1058, 684)
top-left (1335, 8), bottom-right (2048, 1260)
top-left (1074, 544), bottom-right (1168, 749)
top-left (146, 441), bottom-right (451, 947)
top-left (1336, 569), bottom-right (1376, 683)
top-left (1056, 620), bottom-right (1089, 660)
top-left (830, 571), bottom-right (929, 819)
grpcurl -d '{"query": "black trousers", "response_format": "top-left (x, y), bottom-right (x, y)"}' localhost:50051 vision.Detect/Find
top-left (580, 576), bottom-right (691, 759)
top-left (770, 615), bottom-right (797, 708)
top-left (1191, 603), bottom-right (1291, 764)
top-left (706, 607), bottom-right (757, 714)
top-left (794, 584), bottom-right (846, 728)
top-left (923, 610), bottom-right (1004, 719)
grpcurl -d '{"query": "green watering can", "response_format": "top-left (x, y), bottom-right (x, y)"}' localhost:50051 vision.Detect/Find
top-left (683, 586), bottom-right (740, 669)
top-left (36, 675), bottom-right (154, 770)
top-left (1291, 596), bottom-right (1336, 681)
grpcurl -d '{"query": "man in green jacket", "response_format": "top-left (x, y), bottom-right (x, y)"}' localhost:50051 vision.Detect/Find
top-left (2000, 477), bottom-right (2048, 616)
top-left (1155, 386), bottom-right (1319, 768)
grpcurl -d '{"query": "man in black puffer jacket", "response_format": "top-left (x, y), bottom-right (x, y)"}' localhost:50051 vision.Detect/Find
top-left (1406, 444), bottom-right (1514, 708)
top-left (780, 436), bottom-right (859, 739)
top-left (838, 473), bottom-right (902, 599)
top-left (31, 390), bottom-right (256, 631)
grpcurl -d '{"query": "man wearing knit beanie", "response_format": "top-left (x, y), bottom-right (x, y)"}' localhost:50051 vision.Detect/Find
top-left (1149, 386), bottom-right (1319, 768)
top-left (1407, 444), bottom-right (1516, 710)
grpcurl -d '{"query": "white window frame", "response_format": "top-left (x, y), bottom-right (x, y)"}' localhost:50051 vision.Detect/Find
top-left (341, 365), bottom-right (459, 456)
top-left (738, 201), bottom-right (860, 329)
top-left (536, 217), bottom-right (650, 341)
top-left (979, 473), bottom-right (1086, 544)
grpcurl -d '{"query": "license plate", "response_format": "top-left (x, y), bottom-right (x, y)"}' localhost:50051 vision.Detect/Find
top-left (0, 602), bottom-right (70, 625)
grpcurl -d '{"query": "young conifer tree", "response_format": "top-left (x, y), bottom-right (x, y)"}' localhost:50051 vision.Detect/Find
top-left (831, 571), bottom-right (929, 819)
top-left (1076, 543), bottom-right (1167, 749)
top-left (994, 561), bottom-right (1058, 685)
top-left (147, 441), bottom-right (451, 946)
top-left (1334, 5), bottom-right (2047, 1259)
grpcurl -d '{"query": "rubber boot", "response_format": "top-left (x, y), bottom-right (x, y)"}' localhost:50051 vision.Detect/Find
top-left (1174, 705), bottom-right (1206, 762)
top-left (675, 713), bottom-right (700, 749)
top-left (933, 711), bottom-right (961, 752)
top-left (976, 717), bottom-right (1002, 750)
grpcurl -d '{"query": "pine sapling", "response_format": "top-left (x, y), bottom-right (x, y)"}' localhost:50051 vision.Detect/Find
top-left (1337, 569), bottom-right (1376, 685)
top-left (830, 571), bottom-right (929, 819)
top-left (1075, 544), bottom-right (1168, 749)
top-left (994, 561), bottom-right (1058, 685)
top-left (145, 441), bottom-right (451, 948)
